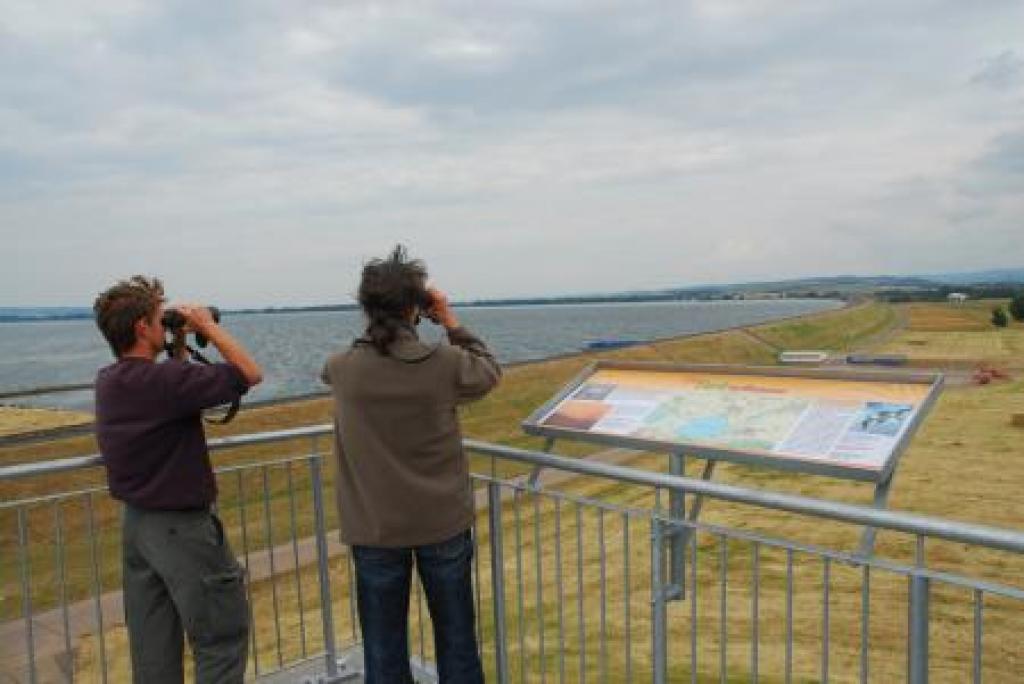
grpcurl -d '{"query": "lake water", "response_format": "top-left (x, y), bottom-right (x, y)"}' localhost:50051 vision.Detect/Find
top-left (0, 299), bottom-right (842, 410)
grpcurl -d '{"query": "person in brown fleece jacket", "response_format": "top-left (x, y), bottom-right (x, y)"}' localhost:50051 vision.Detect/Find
top-left (321, 246), bottom-right (500, 683)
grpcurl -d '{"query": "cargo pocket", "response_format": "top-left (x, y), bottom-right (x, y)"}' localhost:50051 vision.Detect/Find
top-left (199, 567), bottom-right (250, 643)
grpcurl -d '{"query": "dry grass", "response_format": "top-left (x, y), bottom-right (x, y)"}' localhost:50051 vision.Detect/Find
top-left (0, 406), bottom-right (90, 436)
top-left (877, 300), bottom-right (1024, 368)
top-left (750, 302), bottom-right (896, 352)
top-left (903, 302), bottom-right (994, 332)
top-left (18, 300), bottom-right (1024, 681)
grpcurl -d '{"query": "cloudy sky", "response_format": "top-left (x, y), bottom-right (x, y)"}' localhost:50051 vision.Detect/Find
top-left (2, 1), bottom-right (1022, 306)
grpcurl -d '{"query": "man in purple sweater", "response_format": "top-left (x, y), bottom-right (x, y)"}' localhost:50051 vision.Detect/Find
top-left (93, 276), bottom-right (262, 684)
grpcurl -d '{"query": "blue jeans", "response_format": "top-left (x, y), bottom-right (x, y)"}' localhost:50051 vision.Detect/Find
top-left (352, 529), bottom-right (484, 684)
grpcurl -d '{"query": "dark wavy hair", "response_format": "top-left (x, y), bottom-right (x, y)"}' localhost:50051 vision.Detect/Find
top-left (357, 245), bottom-right (429, 355)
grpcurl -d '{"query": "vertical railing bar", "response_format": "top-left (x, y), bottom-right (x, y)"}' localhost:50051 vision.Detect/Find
top-left (534, 493), bottom-right (546, 684)
top-left (576, 502), bottom-right (585, 684)
top-left (752, 542), bottom-right (759, 684)
top-left (472, 483), bottom-right (484, 661)
top-left (54, 501), bottom-right (72, 664)
top-left (822, 557), bottom-right (830, 683)
top-left (908, 534), bottom-right (930, 684)
top-left (973, 589), bottom-right (983, 684)
top-left (555, 499), bottom-right (566, 684)
top-left (860, 565), bottom-right (870, 684)
top-left (690, 525), bottom-right (698, 684)
top-left (908, 569), bottom-right (930, 684)
top-left (623, 513), bottom-right (631, 684)
top-left (285, 461), bottom-right (308, 658)
top-left (309, 455), bottom-right (339, 679)
top-left (346, 549), bottom-right (358, 642)
top-left (416, 568), bottom-right (426, 665)
top-left (514, 490), bottom-right (526, 684)
top-left (786, 549), bottom-right (793, 684)
top-left (85, 493), bottom-right (108, 684)
top-left (651, 510), bottom-right (666, 684)
top-left (598, 508), bottom-right (607, 684)
top-left (488, 483), bottom-right (510, 684)
top-left (17, 506), bottom-right (37, 684)
top-left (261, 465), bottom-right (284, 668)
top-left (237, 469), bottom-right (259, 676)
top-left (719, 534), bottom-right (727, 684)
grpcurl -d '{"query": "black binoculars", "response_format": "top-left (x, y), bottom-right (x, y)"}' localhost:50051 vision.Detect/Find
top-left (161, 306), bottom-right (220, 348)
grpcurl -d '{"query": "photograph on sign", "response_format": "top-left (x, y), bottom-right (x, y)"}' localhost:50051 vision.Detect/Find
top-left (534, 367), bottom-right (935, 473)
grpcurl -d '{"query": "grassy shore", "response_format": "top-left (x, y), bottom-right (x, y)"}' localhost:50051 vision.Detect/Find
top-left (6, 299), bottom-right (1024, 681)
top-left (0, 406), bottom-right (90, 437)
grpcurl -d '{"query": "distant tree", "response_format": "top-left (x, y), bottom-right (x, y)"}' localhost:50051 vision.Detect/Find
top-left (1009, 293), bottom-right (1024, 322)
top-left (992, 307), bottom-right (1009, 328)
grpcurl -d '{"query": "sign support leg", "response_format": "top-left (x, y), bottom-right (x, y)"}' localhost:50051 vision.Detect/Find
top-left (527, 437), bottom-right (556, 488)
top-left (858, 473), bottom-right (894, 557)
top-left (668, 453), bottom-right (686, 599)
top-left (665, 458), bottom-right (715, 601)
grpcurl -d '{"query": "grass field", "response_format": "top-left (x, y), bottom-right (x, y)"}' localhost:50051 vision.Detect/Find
top-left (0, 406), bottom-right (90, 437)
top-left (877, 299), bottom-right (1024, 367)
top-left (6, 299), bottom-right (1024, 682)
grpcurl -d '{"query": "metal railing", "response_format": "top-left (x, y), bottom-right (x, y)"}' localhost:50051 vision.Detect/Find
top-left (0, 426), bottom-right (352, 683)
top-left (3, 425), bottom-right (1024, 682)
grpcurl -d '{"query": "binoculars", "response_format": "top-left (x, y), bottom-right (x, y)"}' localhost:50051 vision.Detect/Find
top-left (161, 306), bottom-right (221, 348)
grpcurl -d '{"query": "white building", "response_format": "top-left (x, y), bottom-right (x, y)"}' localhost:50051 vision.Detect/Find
top-left (947, 292), bottom-right (968, 304)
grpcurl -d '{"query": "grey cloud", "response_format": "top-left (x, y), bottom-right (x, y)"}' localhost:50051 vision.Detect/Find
top-left (970, 50), bottom-right (1024, 90)
top-left (328, 1), bottom-right (1010, 127)
top-left (2, 1), bottom-right (1024, 304)
top-left (957, 129), bottom-right (1024, 198)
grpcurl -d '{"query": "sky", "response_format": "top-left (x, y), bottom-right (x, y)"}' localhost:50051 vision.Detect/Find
top-left (2, 1), bottom-right (1023, 307)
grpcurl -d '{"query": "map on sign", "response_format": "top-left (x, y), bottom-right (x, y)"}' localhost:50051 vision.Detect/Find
top-left (526, 364), bottom-right (940, 479)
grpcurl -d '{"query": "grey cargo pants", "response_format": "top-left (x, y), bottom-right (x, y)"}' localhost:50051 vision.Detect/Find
top-left (122, 505), bottom-right (250, 683)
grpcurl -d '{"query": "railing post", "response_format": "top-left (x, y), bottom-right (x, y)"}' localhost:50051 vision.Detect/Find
top-left (17, 507), bottom-right (37, 684)
top-left (651, 508), bottom-right (667, 684)
top-left (908, 573), bottom-right (929, 684)
top-left (669, 453), bottom-right (685, 599)
top-left (488, 482), bottom-right (510, 683)
top-left (310, 454), bottom-right (340, 681)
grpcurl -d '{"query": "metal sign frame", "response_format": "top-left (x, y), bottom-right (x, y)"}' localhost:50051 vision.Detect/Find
top-left (522, 360), bottom-right (944, 564)
top-left (523, 360), bottom-right (944, 484)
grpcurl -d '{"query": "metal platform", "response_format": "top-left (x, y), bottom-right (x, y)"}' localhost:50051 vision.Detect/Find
top-left (253, 647), bottom-right (437, 684)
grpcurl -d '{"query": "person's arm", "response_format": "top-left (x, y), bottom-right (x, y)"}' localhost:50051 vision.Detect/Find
top-left (426, 288), bottom-right (501, 401)
top-left (178, 305), bottom-right (263, 386)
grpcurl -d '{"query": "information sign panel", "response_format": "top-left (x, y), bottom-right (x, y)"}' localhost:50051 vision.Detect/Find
top-left (523, 362), bottom-right (943, 483)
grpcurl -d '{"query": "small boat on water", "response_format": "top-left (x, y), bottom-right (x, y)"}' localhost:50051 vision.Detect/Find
top-left (583, 339), bottom-right (648, 350)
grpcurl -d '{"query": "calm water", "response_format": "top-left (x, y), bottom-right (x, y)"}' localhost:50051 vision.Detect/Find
top-left (0, 299), bottom-right (841, 410)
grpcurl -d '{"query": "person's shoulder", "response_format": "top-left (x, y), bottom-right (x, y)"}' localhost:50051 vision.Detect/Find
top-left (94, 361), bottom-right (119, 393)
top-left (97, 358), bottom-right (164, 382)
top-left (95, 361), bottom-right (117, 380)
top-left (326, 346), bottom-right (359, 365)
top-left (433, 337), bottom-right (476, 367)
top-left (152, 358), bottom-right (191, 377)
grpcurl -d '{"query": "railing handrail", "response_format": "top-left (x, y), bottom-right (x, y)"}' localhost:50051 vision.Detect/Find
top-left (0, 424), bottom-right (336, 481)
top-left (464, 439), bottom-right (1024, 554)
top-left (4, 423), bottom-right (1024, 555)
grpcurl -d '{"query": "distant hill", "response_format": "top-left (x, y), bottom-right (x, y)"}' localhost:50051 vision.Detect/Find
top-left (925, 268), bottom-right (1024, 285)
top-left (0, 307), bottom-right (91, 322)
top-left (2, 267), bottom-right (1022, 321)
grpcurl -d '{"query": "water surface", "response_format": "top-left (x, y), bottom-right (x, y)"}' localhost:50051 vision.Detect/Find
top-left (0, 299), bottom-right (842, 410)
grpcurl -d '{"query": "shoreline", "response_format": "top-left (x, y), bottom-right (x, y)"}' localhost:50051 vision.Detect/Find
top-left (0, 298), bottom-right (854, 445)
top-left (0, 296), bottom-right (851, 444)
